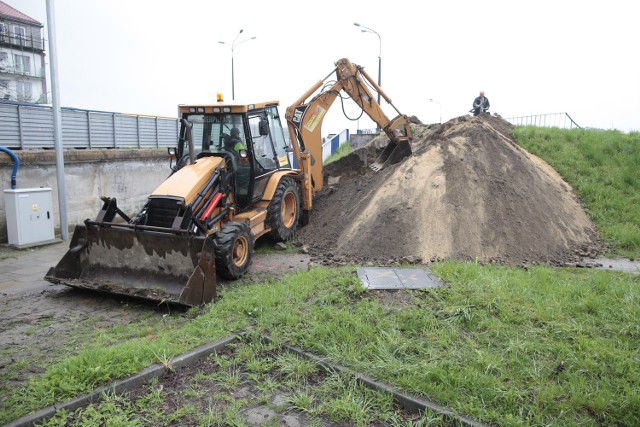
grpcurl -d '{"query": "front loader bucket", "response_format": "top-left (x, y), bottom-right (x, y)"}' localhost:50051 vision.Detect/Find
top-left (45, 224), bottom-right (217, 307)
top-left (370, 140), bottom-right (412, 171)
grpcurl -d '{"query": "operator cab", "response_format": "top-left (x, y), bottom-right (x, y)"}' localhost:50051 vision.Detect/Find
top-left (174, 99), bottom-right (293, 209)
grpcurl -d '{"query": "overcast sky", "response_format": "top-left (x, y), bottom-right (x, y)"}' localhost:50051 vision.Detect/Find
top-left (11, 0), bottom-right (640, 135)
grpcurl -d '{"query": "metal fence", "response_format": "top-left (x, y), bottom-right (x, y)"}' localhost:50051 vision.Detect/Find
top-left (0, 101), bottom-right (179, 149)
top-left (506, 112), bottom-right (581, 129)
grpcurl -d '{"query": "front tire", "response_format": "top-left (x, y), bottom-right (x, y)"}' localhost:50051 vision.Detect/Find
top-left (214, 222), bottom-right (253, 280)
top-left (266, 177), bottom-right (301, 241)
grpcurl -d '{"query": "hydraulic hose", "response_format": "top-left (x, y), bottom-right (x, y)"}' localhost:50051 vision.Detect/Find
top-left (0, 146), bottom-right (19, 189)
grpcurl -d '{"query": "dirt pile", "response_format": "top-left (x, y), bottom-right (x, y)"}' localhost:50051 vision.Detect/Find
top-left (294, 114), bottom-right (603, 266)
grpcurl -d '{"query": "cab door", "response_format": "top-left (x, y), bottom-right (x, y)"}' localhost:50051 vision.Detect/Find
top-left (248, 106), bottom-right (292, 202)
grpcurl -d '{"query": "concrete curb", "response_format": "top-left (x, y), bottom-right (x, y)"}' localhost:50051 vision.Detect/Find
top-left (3, 335), bottom-right (239, 427)
top-left (5, 333), bottom-right (485, 427)
top-left (262, 336), bottom-right (487, 427)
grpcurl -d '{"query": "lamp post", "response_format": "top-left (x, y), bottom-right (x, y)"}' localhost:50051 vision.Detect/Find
top-left (354, 22), bottom-right (381, 105)
top-left (218, 29), bottom-right (256, 100)
top-left (430, 98), bottom-right (442, 124)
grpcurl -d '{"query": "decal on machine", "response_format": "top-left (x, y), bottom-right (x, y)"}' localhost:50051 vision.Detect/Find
top-left (303, 105), bottom-right (327, 133)
top-left (292, 107), bottom-right (305, 124)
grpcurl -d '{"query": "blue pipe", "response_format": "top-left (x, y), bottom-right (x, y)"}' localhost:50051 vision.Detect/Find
top-left (0, 146), bottom-right (19, 189)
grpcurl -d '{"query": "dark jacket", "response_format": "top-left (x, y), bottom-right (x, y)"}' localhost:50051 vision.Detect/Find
top-left (472, 96), bottom-right (490, 115)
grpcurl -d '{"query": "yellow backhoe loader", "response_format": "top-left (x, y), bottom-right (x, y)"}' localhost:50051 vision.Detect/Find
top-left (45, 58), bottom-right (413, 306)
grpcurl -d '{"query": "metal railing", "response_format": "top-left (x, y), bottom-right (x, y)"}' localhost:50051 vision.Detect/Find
top-left (0, 33), bottom-right (45, 51)
top-left (0, 65), bottom-right (46, 78)
top-left (356, 128), bottom-right (380, 135)
top-left (506, 112), bottom-right (581, 129)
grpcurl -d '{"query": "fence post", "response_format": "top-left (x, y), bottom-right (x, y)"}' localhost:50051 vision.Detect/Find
top-left (17, 105), bottom-right (24, 149)
top-left (112, 113), bottom-right (117, 148)
top-left (87, 111), bottom-right (92, 149)
top-left (136, 115), bottom-right (141, 148)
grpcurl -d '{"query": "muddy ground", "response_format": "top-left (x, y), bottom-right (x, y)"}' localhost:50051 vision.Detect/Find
top-left (0, 243), bottom-right (439, 426)
top-left (0, 242), bottom-right (317, 423)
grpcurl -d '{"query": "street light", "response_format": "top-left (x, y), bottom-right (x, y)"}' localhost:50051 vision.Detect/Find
top-left (218, 29), bottom-right (256, 100)
top-left (430, 98), bottom-right (442, 124)
top-left (354, 22), bottom-right (381, 105)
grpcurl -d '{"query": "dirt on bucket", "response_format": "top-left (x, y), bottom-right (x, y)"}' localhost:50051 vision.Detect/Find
top-left (294, 114), bottom-right (603, 267)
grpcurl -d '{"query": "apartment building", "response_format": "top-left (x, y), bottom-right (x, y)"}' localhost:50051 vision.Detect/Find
top-left (0, 0), bottom-right (47, 103)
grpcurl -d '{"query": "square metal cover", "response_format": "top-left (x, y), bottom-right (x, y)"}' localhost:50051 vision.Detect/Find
top-left (357, 267), bottom-right (445, 290)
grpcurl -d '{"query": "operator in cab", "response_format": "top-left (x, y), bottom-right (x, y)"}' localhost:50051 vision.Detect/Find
top-left (225, 127), bottom-right (246, 152)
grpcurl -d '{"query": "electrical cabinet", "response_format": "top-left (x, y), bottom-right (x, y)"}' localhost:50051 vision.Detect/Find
top-left (4, 188), bottom-right (56, 249)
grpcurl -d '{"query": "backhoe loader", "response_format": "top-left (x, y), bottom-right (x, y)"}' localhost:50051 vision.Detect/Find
top-left (45, 58), bottom-right (413, 307)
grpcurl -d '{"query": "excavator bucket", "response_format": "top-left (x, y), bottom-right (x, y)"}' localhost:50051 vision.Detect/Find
top-left (370, 140), bottom-right (413, 171)
top-left (45, 224), bottom-right (217, 307)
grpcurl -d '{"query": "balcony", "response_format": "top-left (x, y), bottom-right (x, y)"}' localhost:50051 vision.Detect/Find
top-left (0, 34), bottom-right (45, 52)
top-left (0, 65), bottom-right (46, 79)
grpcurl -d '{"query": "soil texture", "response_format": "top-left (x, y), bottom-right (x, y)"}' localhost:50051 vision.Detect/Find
top-left (294, 115), bottom-right (604, 267)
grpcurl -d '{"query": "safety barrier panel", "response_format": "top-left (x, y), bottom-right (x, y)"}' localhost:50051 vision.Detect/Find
top-left (0, 101), bottom-right (179, 149)
top-left (323, 129), bottom-right (350, 161)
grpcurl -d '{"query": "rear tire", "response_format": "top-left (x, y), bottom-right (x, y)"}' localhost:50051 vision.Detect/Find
top-left (267, 177), bottom-right (301, 241)
top-left (214, 221), bottom-right (253, 280)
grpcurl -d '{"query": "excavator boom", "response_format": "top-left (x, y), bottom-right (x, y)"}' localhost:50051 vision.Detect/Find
top-left (285, 58), bottom-right (413, 212)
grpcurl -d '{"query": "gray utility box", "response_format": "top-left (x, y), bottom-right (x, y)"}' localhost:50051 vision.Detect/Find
top-left (4, 188), bottom-right (56, 249)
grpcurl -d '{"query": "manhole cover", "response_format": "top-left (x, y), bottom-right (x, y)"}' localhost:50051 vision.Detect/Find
top-left (357, 267), bottom-right (445, 290)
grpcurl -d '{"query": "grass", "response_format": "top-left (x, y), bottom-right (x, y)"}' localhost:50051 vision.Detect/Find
top-left (2, 126), bottom-right (640, 426)
top-left (37, 338), bottom-right (448, 427)
top-left (324, 138), bottom-right (353, 164)
top-left (514, 126), bottom-right (640, 257)
top-left (6, 264), bottom-right (638, 426)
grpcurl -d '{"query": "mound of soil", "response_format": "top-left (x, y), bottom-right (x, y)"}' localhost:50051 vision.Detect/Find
top-left (294, 114), bottom-right (603, 267)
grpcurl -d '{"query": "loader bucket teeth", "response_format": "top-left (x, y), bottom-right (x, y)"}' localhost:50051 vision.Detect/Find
top-left (44, 224), bottom-right (217, 307)
top-left (370, 140), bottom-right (412, 171)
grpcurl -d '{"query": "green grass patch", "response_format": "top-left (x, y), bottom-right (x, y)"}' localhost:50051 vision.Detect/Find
top-left (38, 339), bottom-right (447, 427)
top-left (514, 126), bottom-right (640, 257)
top-left (7, 264), bottom-right (639, 426)
top-left (324, 139), bottom-right (353, 164)
top-left (213, 264), bottom-right (640, 426)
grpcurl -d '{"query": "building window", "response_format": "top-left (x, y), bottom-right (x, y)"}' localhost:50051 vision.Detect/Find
top-left (16, 81), bottom-right (32, 102)
top-left (0, 79), bottom-right (9, 100)
top-left (13, 54), bottom-right (31, 75)
top-left (0, 51), bottom-right (8, 65)
top-left (0, 23), bottom-right (8, 42)
top-left (12, 25), bottom-right (26, 46)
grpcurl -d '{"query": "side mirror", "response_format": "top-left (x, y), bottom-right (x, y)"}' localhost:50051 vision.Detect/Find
top-left (259, 119), bottom-right (269, 136)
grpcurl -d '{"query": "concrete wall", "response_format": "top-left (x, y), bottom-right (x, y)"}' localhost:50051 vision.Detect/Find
top-left (350, 133), bottom-right (376, 148)
top-left (0, 149), bottom-right (172, 243)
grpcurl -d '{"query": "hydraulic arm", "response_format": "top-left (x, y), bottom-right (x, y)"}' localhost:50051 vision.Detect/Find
top-left (285, 57), bottom-right (413, 212)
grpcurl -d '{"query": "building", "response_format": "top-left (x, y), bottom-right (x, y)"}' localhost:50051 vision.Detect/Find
top-left (0, 1), bottom-right (47, 103)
